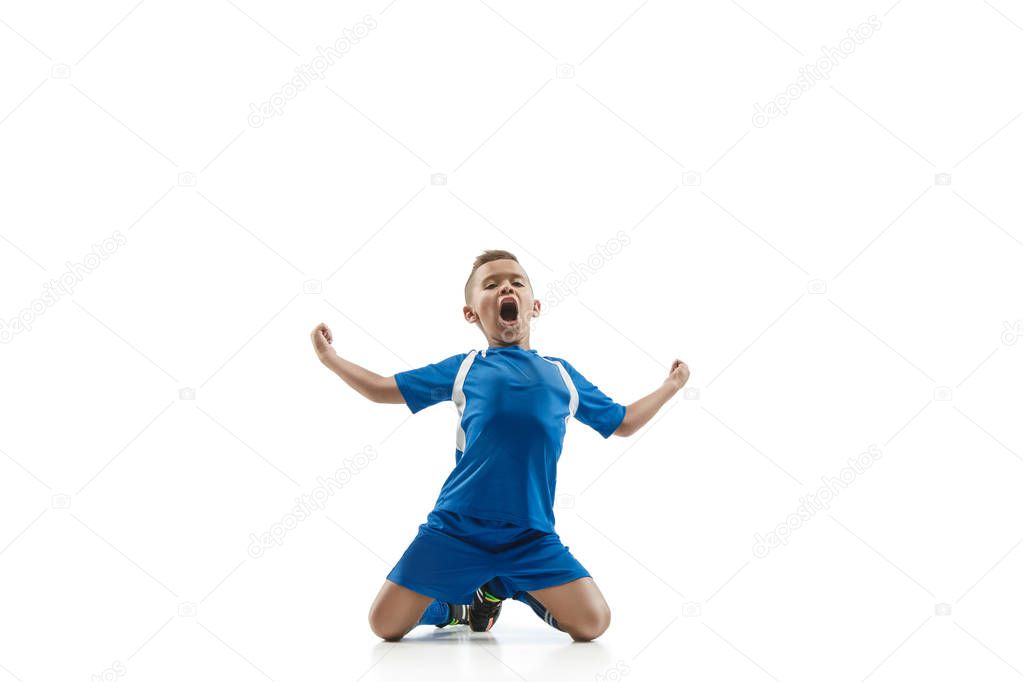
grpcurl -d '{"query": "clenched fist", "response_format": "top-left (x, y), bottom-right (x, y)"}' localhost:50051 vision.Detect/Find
top-left (665, 358), bottom-right (689, 391)
top-left (310, 322), bottom-right (336, 360)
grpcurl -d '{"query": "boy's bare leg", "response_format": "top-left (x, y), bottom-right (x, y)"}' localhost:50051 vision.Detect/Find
top-left (368, 579), bottom-right (436, 641)
top-left (526, 577), bottom-right (611, 642)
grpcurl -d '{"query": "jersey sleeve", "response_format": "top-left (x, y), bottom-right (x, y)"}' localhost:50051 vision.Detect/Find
top-left (556, 358), bottom-right (627, 439)
top-left (393, 352), bottom-right (469, 414)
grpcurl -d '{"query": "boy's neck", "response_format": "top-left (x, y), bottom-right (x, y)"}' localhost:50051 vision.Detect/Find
top-left (488, 340), bottom-right (531, 351)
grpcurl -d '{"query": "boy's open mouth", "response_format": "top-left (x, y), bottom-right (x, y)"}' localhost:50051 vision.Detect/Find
top-left (498, 297), bottom-right (519, 325)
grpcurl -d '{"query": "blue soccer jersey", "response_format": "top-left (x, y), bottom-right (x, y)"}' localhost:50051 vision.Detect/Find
top-left (393, 345), bottom-right (627, 532)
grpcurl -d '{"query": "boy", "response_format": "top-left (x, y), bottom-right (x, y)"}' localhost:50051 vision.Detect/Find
top-left (310, 249), bottom-right (688, 642)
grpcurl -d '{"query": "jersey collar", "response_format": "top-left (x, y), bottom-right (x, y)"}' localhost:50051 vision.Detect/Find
top-left (481, 345), bottom-right (538, 357)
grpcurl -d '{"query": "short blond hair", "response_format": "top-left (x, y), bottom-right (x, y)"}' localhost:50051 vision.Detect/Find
top-left (463, 249), bottom-right (530, 305)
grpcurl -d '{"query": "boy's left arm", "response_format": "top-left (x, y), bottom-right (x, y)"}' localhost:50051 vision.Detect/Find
top-left (614, 359), bottom-right (689, 437)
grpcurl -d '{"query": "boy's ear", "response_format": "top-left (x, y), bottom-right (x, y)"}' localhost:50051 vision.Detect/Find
top-left (463, 305), bottom-right (477, 323)
top-left (531, 300), bottom-right (541, 317)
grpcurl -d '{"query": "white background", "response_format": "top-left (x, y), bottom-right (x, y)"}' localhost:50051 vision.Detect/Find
top-left (2, 1), bottom-right (1023, 680)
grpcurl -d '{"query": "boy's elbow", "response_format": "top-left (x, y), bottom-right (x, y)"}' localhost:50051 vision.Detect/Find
top-left (613, 411), bottom-right (633, 437)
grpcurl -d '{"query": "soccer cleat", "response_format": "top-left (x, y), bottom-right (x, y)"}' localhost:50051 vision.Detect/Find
top-left (435, 603), bottom-right (470, 628)
top-left (469, 587), bottom-right (504, 632)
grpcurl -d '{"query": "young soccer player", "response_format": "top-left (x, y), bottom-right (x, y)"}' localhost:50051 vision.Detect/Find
top-left (311, 249), bottom-right (688, 642)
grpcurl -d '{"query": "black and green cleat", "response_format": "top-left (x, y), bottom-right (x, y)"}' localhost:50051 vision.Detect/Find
top-left (469, 587), bottom-right (504, 632)
top-left (436, 603), bottom-right (470, 628)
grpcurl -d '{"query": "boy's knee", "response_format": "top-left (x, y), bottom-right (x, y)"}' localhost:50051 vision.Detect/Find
top-left (368, 607), bottom-right (408, 641)
top-left (569, 604), bottom-right (611, 642)
top-left (376, 630), bottom-right (406, 642)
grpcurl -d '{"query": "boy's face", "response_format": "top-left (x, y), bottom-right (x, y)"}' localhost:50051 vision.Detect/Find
top-left (463, 259), bottom-right (541, 347)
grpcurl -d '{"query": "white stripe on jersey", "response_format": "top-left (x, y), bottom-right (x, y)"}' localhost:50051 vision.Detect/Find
top-left (540, 357), bottom-right (579, 422)
top-left (452, 350), bottom-right (479, 452)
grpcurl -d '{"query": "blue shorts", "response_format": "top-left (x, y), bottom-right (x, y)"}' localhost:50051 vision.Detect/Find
top-left (386, 509), bottom-right (591, 605)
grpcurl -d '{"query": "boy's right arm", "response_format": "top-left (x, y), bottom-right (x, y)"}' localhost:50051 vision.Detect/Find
top-left (310, 323), bottom-right (405, 404)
